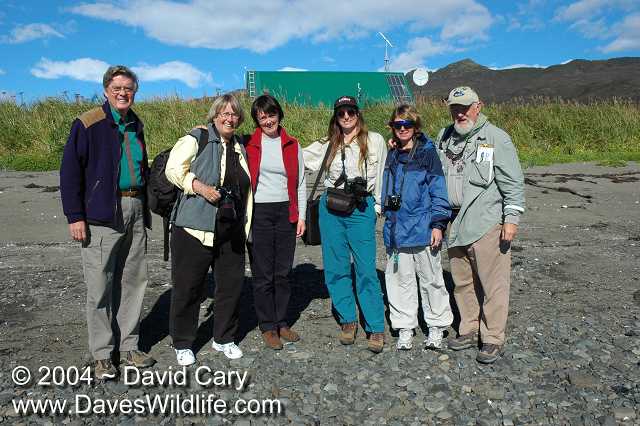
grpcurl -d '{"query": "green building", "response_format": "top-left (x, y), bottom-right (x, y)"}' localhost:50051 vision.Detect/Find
top-left (246, 71), bottom-right (413, 107)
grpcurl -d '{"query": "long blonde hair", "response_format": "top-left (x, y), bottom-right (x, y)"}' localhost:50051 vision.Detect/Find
top-left (326, 110), bottom-right (369, 171)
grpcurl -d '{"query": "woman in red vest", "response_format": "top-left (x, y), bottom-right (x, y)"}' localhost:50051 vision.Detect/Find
top-left (246, 94), bottom-right (307, 350)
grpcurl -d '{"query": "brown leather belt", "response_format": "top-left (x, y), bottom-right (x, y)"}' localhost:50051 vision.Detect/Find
top-left (120, 188), bottom-right (141, 197)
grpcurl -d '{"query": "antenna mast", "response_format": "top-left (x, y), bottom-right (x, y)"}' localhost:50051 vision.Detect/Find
top-left (378, 32), bottom-right (393, 72)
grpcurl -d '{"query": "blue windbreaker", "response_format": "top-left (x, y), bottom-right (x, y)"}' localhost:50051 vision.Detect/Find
top-left (382, 134), bottom-right (451, 249)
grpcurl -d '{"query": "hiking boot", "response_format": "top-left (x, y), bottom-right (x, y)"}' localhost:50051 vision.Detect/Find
top-left (94, 359), bottom-right (117, 380)
top-left (448, 333), bottom-right (478, 351)
top-left (120, 350), bottom-right (156, 368)
top-left (476, 343), bottom-right (504, 364)
top-left (175, 349), bottom-right (196, 366)
top-left (425, 326), bottom-right (445, 350)
top-left (262, 330), bottom-right (283, 350)
top-left (368, 332), bottom-right (385, 353)
top-left (212, 340), bottom-right (243, 359)
top-left (279, 327), bottom-right (300, 342)
top-left (339, 322), bottom-right (357, 345)
top-left (396, 328), bottom-right (413, 350)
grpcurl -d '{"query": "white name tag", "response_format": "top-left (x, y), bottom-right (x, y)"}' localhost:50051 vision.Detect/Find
top-left (476, 144), bottom-right (494, 163)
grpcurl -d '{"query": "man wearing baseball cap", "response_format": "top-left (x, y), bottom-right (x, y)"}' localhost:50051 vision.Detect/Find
top-left (436, 86), bottom-right (525, 363)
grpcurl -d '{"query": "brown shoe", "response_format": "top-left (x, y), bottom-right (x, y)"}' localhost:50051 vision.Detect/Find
top-left (339, 322), bottom-right (357, 345)
top-left (448, 333), bottom-right (478, 351)
top-left (262, 330), bottom-right (283, 350)
top-left (279, 327), bottom-right (300, 342)
top-left (368, 332), bottom-right (385, 353)
top-left (94, 359), bottom-right (117, 380)
top-left (476, 343), bottom-right (505, 364)
top-left (120, 350), bottom-right (156, 368)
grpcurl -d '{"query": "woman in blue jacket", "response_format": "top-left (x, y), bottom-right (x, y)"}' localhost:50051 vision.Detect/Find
top-left (382, 104), bottom-right (453, 351)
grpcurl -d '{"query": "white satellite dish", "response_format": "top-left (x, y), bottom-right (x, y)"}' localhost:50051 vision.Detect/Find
top-left (412, 68), bottom-right (429, 86)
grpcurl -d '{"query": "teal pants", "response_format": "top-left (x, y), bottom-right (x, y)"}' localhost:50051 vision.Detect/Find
top-left (319, 193), bottom-right (385, 333)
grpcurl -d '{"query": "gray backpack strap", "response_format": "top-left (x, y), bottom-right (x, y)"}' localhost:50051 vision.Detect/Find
top-left (188, 128), bottom-right (210, 157)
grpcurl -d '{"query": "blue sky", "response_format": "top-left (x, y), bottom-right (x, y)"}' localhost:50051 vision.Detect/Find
top-left (1, 0), bottom-right (639, 102)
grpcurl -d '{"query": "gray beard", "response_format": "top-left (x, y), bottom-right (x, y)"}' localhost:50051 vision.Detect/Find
top-left (454, 120), bottom-right (475, 136)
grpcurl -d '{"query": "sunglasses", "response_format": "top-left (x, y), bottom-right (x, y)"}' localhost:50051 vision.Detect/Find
top-left (390, 120), bottom-right (415, 130)
top-left (337, 108), bottom-right (358, 118)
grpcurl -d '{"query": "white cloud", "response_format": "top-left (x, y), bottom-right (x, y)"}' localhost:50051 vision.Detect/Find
top-left (132, 61), bottom-right (212, 88)
top-left (569, 18), bottom-right (610, 39)
top-left (489, 63), bottom-right (547, 70)
top-left (554, 1), bottom-right (640, 52)
top-left (600, 13), bottom-right (640, 52)
top-left (30, 58), bottom-right (213, 88)
top-left (1, 23), bottom-right (64, 44)
top-left (0, 69), bottom-right (5, 75)
top-left (385, 37), bottom-right (453, 72)
top-left (555, 0), bottom-right (638, 21)
top-left (70, 0), bottom-right (493, 53)
top-left (278, 67), bottom-right (307, 72)
top-left (31, 58), bottom-right (109, 82)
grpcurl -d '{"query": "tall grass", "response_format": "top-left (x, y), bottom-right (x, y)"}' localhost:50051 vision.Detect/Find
top-left (1, 95), bottom-right (639, 170)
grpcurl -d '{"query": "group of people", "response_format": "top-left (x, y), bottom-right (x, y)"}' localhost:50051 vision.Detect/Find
top-left (60, 65), bottom-right (525, 380)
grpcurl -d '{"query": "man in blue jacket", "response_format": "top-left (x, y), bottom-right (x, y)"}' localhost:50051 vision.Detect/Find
top-left (60, 65), bottom-right (155, 379)
top-left (382, 105), bottom-right (453, 351)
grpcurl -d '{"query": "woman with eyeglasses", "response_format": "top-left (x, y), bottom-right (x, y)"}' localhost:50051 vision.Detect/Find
top-left (165, 94), bottom-right (252, 364)
top-left (382, 104), bottom-right (452, 351)
top-left (303, 96), bottom-right (388, 353)
top-left (245, 94), bottom-right (307, 350)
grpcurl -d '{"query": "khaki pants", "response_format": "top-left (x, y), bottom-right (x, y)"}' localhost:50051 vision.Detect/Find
top-left (385, 246), bottom-right (453, 330)
top-left (448, 224), bottom-right (510, 345)
top-left (81, 196), bottom-right (148, 360)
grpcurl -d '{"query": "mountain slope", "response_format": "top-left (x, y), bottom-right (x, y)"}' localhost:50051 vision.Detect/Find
top-left (409, 57), bottom-right (640, 103)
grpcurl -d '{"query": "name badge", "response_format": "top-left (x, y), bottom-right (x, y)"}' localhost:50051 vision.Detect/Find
top-left (475, 144), bottom-right (494, 163)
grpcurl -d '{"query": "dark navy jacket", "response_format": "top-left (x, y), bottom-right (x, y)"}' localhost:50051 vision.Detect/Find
top-left (382, 134), bottom-right (451, 249)
top-left (60, 101), bottom-right (151, 228)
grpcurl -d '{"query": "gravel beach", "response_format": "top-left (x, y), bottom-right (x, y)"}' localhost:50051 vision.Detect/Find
top-left (0, 162), bottom-right (639, 425)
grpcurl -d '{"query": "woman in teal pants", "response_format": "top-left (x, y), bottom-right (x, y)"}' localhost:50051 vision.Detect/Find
top-left (303, 96), bottom-right (388, 353)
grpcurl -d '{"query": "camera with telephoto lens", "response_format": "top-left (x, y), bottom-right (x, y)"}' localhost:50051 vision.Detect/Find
top-left (344, 176), bottom-right (369, 200)
top-left (217, 186), bottom-right (238, 222)
top-left (384, 194), bottom-right (402, 211)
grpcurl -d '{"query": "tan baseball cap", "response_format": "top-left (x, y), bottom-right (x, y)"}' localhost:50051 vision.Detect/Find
top-left (447, 86), bottom-right (479, 105)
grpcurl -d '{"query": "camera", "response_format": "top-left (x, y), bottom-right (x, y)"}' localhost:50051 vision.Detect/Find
top-left (217, 187), bottom-right (238, 222)
top-left (384, 194), bottom-right (402, 211)
top-left (344, 176), bottom-right (369, 198)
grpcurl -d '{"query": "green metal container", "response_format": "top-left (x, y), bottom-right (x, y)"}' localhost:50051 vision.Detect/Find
top-left (246, 71), bottom-right (413, 107)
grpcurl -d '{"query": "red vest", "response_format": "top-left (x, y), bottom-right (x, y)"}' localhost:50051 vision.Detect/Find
top-left (246, 127), bottom-right (300, 223)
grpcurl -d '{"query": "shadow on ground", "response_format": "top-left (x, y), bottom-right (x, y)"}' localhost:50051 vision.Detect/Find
top-left (139, 262), bottom-right (329, 354)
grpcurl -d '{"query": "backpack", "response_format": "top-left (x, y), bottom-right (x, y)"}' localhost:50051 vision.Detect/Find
top-left (147, 128), bottom-right (210, 260)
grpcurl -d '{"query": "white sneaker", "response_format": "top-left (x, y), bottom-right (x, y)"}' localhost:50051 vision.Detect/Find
top-left (396, 328), bottom-right (413, 350)
top-left (425, 326), bottom-right (445, 350)
top-left (211, 340), bottom-right (243, 359)
top-left (175, 349), bottom-right (196, 366)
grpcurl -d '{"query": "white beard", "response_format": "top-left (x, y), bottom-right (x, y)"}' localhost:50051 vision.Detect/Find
top-left (454, 120), bottom-right (475, 136)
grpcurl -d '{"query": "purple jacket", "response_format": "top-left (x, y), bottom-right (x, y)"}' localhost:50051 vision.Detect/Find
top-left (60, 101), bottom-right (151, 228)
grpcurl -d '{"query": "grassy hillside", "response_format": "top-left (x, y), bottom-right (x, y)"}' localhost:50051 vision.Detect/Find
top-left (1, 96), bottom-right (639, 170)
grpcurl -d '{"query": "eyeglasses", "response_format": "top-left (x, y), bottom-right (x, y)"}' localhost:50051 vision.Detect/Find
top-left (390, 120), bottom-right (415, 130)
top-left (110, 86), bottom-right (135, 95)
top-left (337, 108), bottom-right (357, 118)
top-left (219, 112), bottom-right (240, 119)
